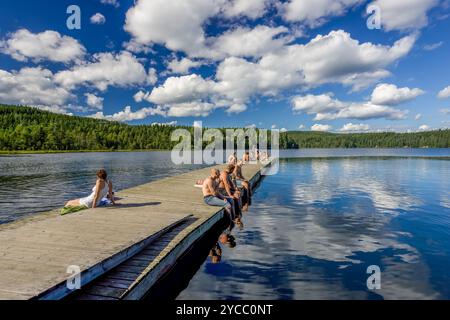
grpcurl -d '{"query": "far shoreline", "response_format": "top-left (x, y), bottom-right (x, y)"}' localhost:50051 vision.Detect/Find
top-left (0, 149), bottom-right (169, 155)
top-left (1, 147), bottom-right (449, 156)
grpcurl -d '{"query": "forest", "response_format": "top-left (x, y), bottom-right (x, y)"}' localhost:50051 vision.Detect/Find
top-left (1, 105), bottom-right (449, 151)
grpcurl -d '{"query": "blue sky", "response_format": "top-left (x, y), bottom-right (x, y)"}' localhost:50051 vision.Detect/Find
top-left (0, 0), bottom-right (450, 132)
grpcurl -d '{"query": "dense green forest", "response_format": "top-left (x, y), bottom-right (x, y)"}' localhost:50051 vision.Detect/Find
top-left (0, 105), bottom-right (449, 151)
top-left (0, 105), bottom-right (184, 151)
top-left (283, 130), bottom-right (450, 148)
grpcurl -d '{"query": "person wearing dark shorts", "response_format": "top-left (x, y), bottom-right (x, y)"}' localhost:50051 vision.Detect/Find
top-left (219, 164), bottom-right (242, 216)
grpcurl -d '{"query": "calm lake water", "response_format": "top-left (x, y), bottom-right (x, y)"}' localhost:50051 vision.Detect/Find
top-left (177, 154), bottom-right (450, 300)
top-left (1, 149), bottom-right (450, 299)
top-left (0, 151), bottom-right (206, 224)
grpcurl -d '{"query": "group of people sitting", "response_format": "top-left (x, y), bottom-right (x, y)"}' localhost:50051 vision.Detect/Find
top-left (64, 151), bottom-right (263, 218)
top-left (201, 153), bottom-right (253, 222)
top-left (235, 150), bottom-right (269, 164)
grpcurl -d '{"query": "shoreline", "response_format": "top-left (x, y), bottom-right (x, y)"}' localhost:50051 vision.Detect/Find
top-left (0, 149), bottom-right (169, 155)
top-left (1, 147), bottom-right (449, 156)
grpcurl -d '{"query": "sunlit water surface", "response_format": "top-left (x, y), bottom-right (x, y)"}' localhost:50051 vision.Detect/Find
top-left (1, 149), bottom-right (450, 299)
top-left (0, 151), bottom-right (205, 223)
top-left (178, 155), bottom-right (450, 300)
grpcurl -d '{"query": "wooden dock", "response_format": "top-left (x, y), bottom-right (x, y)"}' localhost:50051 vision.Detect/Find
top-left (0, 161), bottom-right (270, 300)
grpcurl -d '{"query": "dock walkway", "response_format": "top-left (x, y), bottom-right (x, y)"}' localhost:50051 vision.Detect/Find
top-left (0, 162), bottom-right (268, 300)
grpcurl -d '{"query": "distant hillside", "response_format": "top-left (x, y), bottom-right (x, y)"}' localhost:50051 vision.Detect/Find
top-left (283, 130), bottom-right (450, 148)
top-left (0, 105), bottom-right (188, 151)
top-left (0, 105), bottom-right (449, 151)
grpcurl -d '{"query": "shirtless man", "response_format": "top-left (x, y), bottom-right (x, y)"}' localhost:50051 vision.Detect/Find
top-left (232, 162), bottom-right (252, 210)
top-left (219, 164), bottom-right (242, 215)
top-left (203, 168), bottom-right (235, 219)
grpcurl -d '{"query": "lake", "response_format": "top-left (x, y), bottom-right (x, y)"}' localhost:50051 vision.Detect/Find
top-left (176, 153), bottom-right (450, 300)
top-left (1, 149), bottom-right (449, 224)
top-left (0, 151), bottom-right (206, 224)
top-left (1, 149), bottom-right (450, 299)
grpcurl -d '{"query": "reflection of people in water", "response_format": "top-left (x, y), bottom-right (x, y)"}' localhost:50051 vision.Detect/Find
top-left (235, 217), bottom-right (244, 230)
top-left (219, 232), bottom-right (236, 249)
top-left (209, 242), bottom-right (222, 264)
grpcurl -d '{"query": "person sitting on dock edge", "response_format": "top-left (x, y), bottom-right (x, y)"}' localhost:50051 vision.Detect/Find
top-left (219, 164), bottom-right (242, 217)
top-left (203, 169), bottom-right (235, 219)
top-left (228, 152), bottom-right (237, 165)
top-left (232, 161), bottom-right (252, 210)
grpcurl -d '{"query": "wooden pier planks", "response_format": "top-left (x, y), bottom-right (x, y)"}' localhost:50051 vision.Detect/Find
top-left (73, 163), bottom-right (266, 300)
top-left (0, 162), bottom-right (268, 300)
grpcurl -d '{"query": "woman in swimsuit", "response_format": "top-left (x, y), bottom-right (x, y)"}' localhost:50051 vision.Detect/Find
top-left (65, 169), bottom-right (115, 209)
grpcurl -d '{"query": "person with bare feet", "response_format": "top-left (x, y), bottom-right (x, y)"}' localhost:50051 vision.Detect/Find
top-left (203, 168), bottom-right (235, 219)
top-left (219, 164), bottom-right (242, 217)
top-left (65, 169), bottom-right (115, 209)
top-left (232, 161), bottom-right (252, 210)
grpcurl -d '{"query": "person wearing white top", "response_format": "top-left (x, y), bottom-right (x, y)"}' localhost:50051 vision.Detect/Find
top-left (65, 169), bottom-right (115, 209)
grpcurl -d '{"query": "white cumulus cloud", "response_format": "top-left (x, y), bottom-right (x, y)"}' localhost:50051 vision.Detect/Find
top-left (90, 13), bottom-right (106, 25)
top-left (124, 0), bottom-right (221, 57)
top-left (142, 30), bottom-right (416, 118)
top-left (423, 41), bottom-right (443, 51)
top-left (90, 106), bottom-right (160, 122)
top-left (340, 123), bottom-right (370, 132)
top-left (369, 0), bottom-right (439, 31)
top-left (315, 102), bottom-right (408, 121)
top-left (211, 25), bottom-right (291, 59)
top-left (371, 83), bottom-right (424, 106)
top-left (292, 90), bottom-right (411, 121)
top-left (0, 29), bottom-right (86, 63)
top-left (311, 124), bottom-right (333, 132)
top-left (281, 0), bottom-right (363, 27)
top-left (167, 57), bottom-right (202, 75)
top-left (55, 51), bottom-right (149, 91)
top-left (85, 93), bottom-right (104, 110)
top-left (100, 0), bottom-right (120, 8)
top-left (222, 0), bottom-right (270, 19)
top-left (147, 74), bottom-right (216, 105)
top-left (0, 67), bottom-right (74, 106)
top-left (438, 86), bottom-right (450, 99)
top-left (214, 30), bottom-right (416, 96)
top-left (292, 94), bottom-right (344, 114)
top-left (151, 121), bottom-right (178, 126)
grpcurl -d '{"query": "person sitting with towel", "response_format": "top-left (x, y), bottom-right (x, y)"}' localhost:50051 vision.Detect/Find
top-left (63, 169), bottom-right (115, 214)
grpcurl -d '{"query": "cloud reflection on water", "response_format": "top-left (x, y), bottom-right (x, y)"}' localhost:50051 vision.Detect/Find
top-left (179, 158), bottom-right (450, 300)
